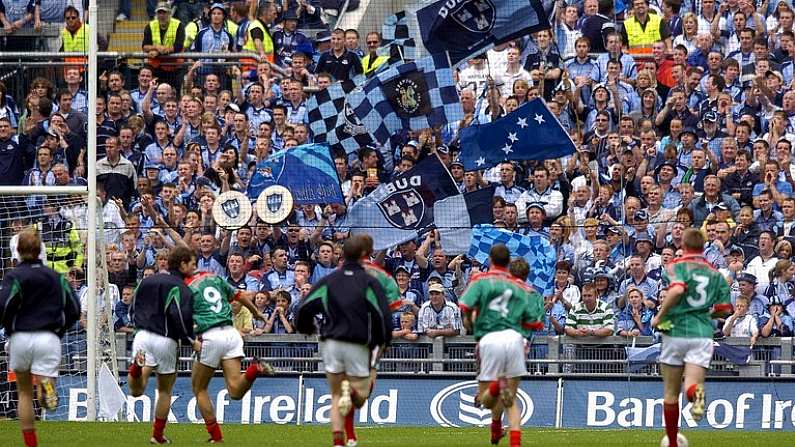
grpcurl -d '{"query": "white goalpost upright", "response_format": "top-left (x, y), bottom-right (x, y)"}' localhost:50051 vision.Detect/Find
top-left (86, 0), bottom-right (99, 423)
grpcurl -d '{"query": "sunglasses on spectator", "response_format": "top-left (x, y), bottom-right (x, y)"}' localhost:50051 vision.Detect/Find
top-left (367, 40), bottom-right (379, 45)
top-left (66, 15), bottom-right (78, 20)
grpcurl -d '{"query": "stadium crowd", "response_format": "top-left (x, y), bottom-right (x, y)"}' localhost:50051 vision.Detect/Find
top-left (0, 0), bottom-right (794, 355)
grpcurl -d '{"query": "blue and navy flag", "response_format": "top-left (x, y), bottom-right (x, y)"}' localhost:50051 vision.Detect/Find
top-left (435, 185), bottom-right (496, 256)
top-left (459, 98), bottom-right (576, 172)
top-left (246, 143), bottom-right (344, 205)
top-left (306, 78), bottom-right (376, 156)
top-left (625, 344), bottom-right (662, 373)
top-left (347, 53), bottom-right (463, 146)
top-left (381, 11), bottom-right (418, 62)
top-left (468, 224), bottom-right (556, 297)
top-left (349, 154), bottom-right (460, 250)
top-left (405, 0), bottom-right (550, 64)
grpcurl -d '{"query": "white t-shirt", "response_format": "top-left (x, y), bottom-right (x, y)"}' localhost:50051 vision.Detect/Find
top-left (9, 233), bottom-right (47, 264)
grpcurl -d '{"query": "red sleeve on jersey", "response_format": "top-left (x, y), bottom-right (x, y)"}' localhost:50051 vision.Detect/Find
top-left (389, 300), bottom-right (403, 311)
top-left (459, 303), bottom-right (472, 313)
top-left (667, 281), bottom-right (686, 290)
top-left (230, 290), bottom-right (242, 303)
top-left (713, 303), bottom-right (734, 314)
top-left (522, 321), bottom-right (544, 330)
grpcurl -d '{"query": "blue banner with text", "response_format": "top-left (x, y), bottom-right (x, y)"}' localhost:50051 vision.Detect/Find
top-left (44, 376), bottom-right (795, 430)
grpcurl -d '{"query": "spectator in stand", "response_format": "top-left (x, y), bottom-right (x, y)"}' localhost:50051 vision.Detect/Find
top-left (259, 247), bottom-right (295, 292)
top-left (723, 296), bottom-right (759, 345)
top-left (564, 282), bottom-right (615, 337)
top-left (315, 28), bottom-right (362, 81)
top-left (262, 289), bottom-right (294, 334)
top-left (142, 2), bottom-right (186, 92)
top-left (759, 296), bottom-right (794, 337)
top-left (273, 8), bottom-right (311, 66)
top-left (392, 311), bottom-right (418, 340)
top-left (97, 136), bottom-right (137, 206)
top-left (616, 287), bottom-right (655, 336)
top-left (114, 284), bottom-right (135, 333)
top-left (0, 117), bottom-right (24, 186)
top-left (417, 283), bottom-right (462, 338)
top-left (360, 31), bottom-right (388, 76)
top-left (231, 299), bottom-right (253, 337)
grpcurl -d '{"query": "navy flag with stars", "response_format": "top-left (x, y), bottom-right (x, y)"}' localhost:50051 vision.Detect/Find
top-left (458, 98), bottom-right (576, 172)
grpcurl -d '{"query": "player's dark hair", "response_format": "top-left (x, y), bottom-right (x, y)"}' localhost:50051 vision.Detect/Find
top-left (509, 258), bottom-right (529, 281)
top-left (489, 244), bottom-right (510, 268)
top-left (682, 228), bottom-right (705, 252)
top-left (168, 245), bottom-right (195, 271)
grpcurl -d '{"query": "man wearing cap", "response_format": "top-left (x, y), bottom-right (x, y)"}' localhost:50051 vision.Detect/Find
top-left (655, 161), bottom-right (681, 209)
top-left (523, 202), bottom-right (549, 237)
top-left (417, 282), bottom-right (462, 338)
top-left (142, 2), bottom-right (185, 92)
top-left (273, 8), bottom-right (311, 66)
top-left (634, 233), bottom-right (662, 274)
top-left (191, 3), bottom-right (235, 82)
top-left (734, 273), bottom-right (768, 318)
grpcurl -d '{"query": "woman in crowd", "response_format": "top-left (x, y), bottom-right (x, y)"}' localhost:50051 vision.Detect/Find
top-left (616, 287), bottom-right (654, 337)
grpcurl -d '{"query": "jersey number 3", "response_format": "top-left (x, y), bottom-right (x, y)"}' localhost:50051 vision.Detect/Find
top-left (203, 286), bottom-right (223, 313)
top-left (488, 289), bottom-right (513, 318)
top-left (687, 274), bottom-right (709, 307)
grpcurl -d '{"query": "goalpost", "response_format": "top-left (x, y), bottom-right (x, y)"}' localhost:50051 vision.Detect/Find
top-left (0, 187), bottom-right (115, 422)
top-left (0, 0), bottom-right (105, 422)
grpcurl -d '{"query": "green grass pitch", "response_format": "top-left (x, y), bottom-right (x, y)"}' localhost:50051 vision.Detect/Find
top-left (1, 422), bottom-right (793, 446)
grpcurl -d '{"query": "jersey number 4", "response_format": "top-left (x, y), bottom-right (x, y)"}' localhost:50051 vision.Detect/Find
top-left (488, 289), bottom-right (513, 318)
top-left (203, 286), bottom-right (223, 313)
top-left (687, 274), bottom-right (709, 307)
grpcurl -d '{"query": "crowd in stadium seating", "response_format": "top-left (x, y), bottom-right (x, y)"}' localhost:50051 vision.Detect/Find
top-left (1, 0), bottom-right (795, 352)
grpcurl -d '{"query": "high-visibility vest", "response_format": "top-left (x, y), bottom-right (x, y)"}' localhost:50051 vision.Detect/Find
top-left (242, 19), bottom-right (274, 64)
top-left (62, 24), bottom-right (89, 70)
top-left (624, 13), bottom-right (662, 55)
top-left (361, 53), bottom-right (389, 75)
top-left (148, 18), bottom-right (183, 70)
top-left (184, 19), bottom-right (200, 49)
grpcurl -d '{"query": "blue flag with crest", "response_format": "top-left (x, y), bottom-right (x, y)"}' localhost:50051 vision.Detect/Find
top-left (246, 143), bottom-right (344, 205)
top-left (402, 0), bottom-right (550, 64)
top-left (349, 154), bottom-right (460, 250)
top-left (459, 98), bottom-right (576, 172)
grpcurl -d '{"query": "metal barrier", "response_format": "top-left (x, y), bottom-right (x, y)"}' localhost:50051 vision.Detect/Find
top-left (104, 334), bottom-right (795, 378)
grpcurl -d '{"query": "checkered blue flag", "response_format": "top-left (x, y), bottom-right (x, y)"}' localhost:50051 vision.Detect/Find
top-left (347, 53), bottom-right (463, 141)
top-left (306, 78), bottom-right (376, 156)
top-left (381, 11), bottom-right (417, 61)
top-left (467, 224), bottom-right (556, 297)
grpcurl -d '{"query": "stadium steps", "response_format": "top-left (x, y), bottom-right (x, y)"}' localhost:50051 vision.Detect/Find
top-left (107, 0), bottom-right (149, 67)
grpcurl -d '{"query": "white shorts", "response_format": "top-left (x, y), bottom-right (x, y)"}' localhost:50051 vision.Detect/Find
top-left (131, 329), bottom-right (178, 374)
top-left (320, 339), bottom-right (370, 378)
top-left (8, 331), bottom-right (61, 378)
top-left (477, 329), bottom-right (527, 382)
top-left (659, 335), bottom-right (714, 369)
top-left (198, 326), bottom-right (245, 369)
